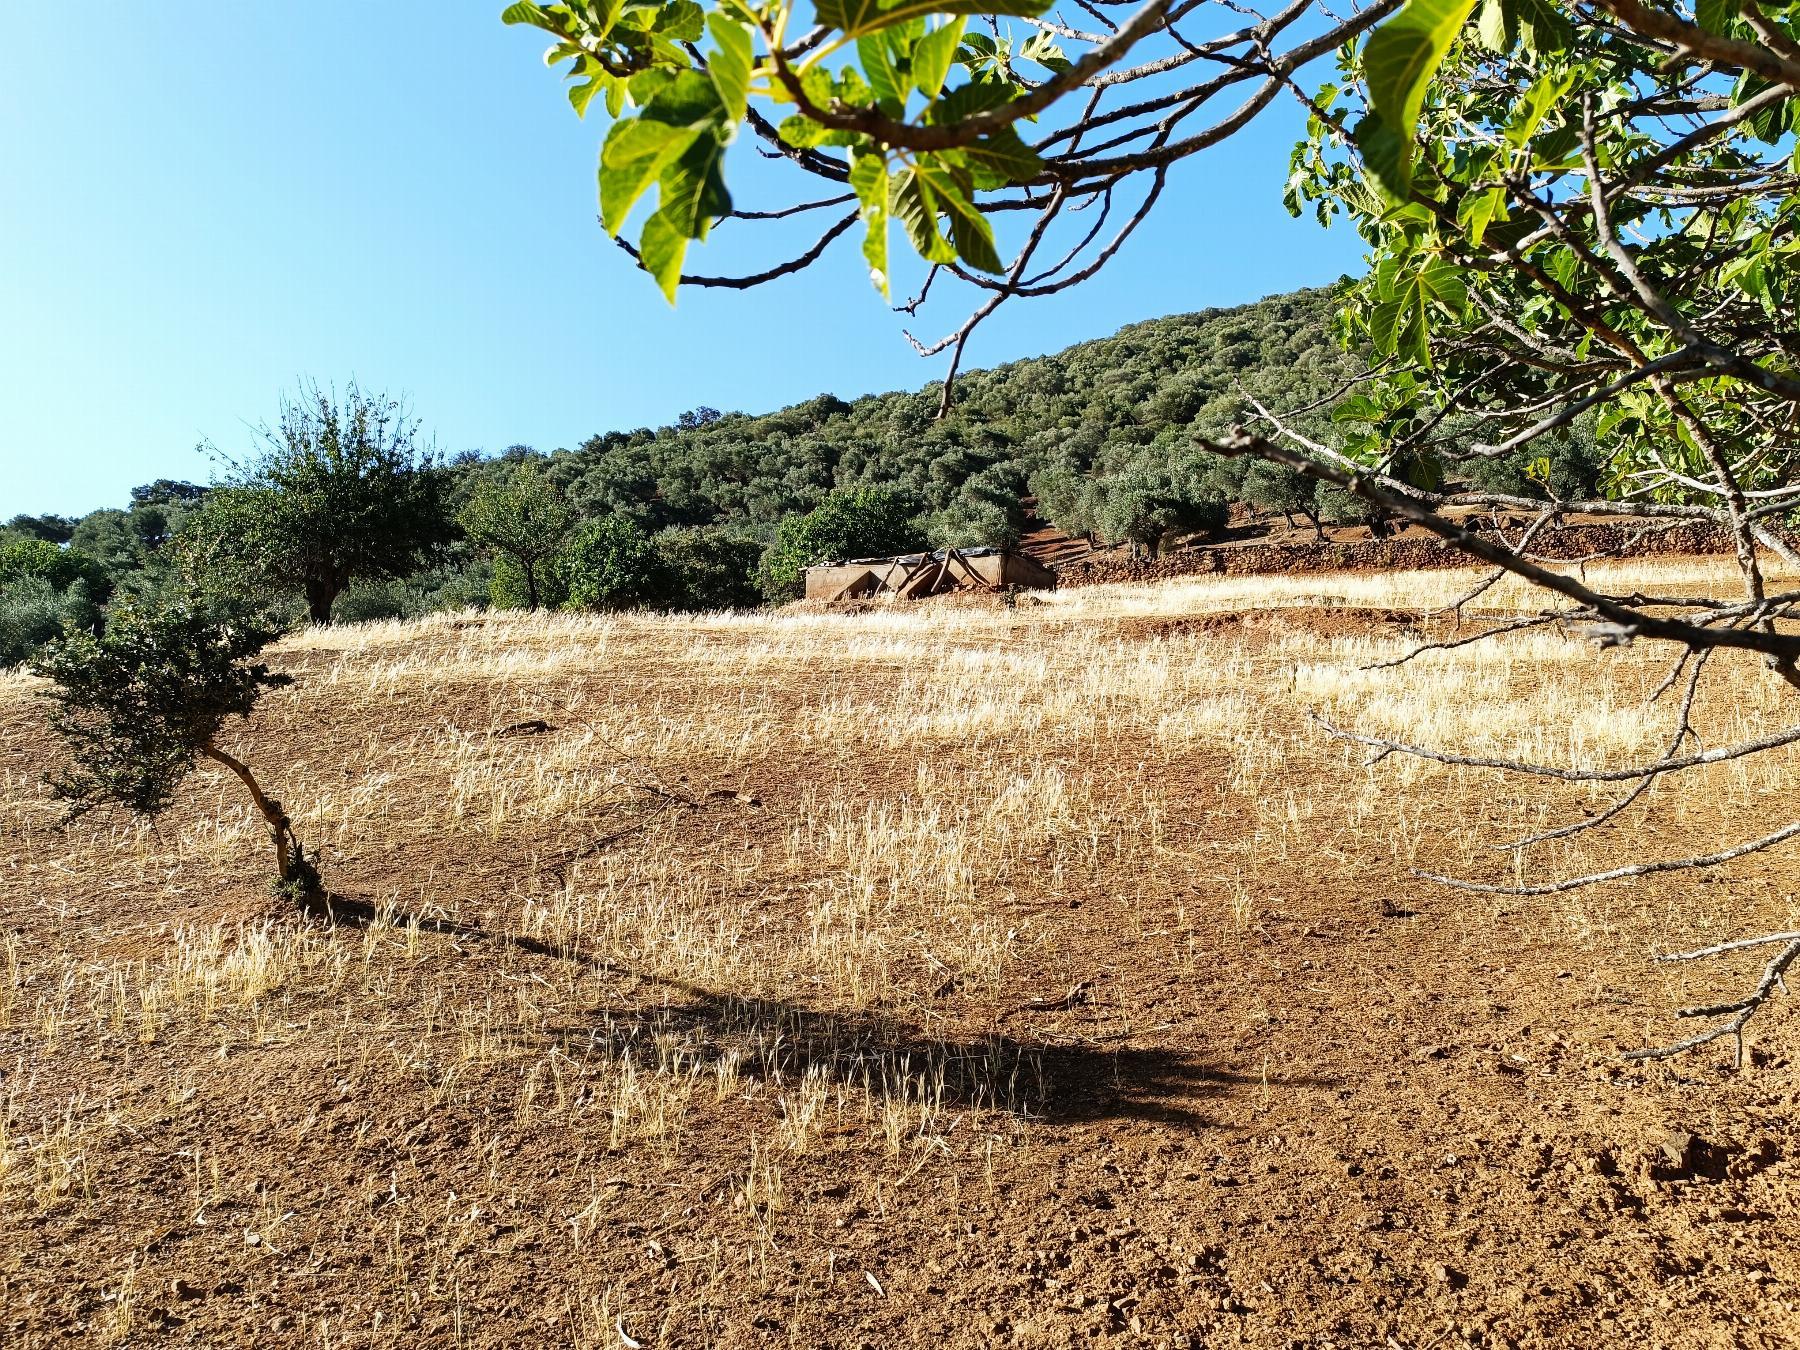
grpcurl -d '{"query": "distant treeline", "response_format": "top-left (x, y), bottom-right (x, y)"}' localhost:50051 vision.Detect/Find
top-left (2, 285), bottom-right (1599, 663)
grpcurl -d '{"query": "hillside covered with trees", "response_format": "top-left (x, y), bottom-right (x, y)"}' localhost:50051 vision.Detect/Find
top-left (1, 284), bottom-right (1593, 662)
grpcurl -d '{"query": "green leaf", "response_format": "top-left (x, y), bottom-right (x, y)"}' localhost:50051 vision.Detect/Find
top-left (1505, 71), bottom-right (1574, 150)
top-left (628, 67), bottom-right (678, 103)
top-left (1477, 0), bottom-right (1573, 50)
top-left (1389, 449), bottom-right (1444, 491)
top-left (1351, 111), bottom-right (1408, 201)
top-left (1368, 296), bottom-right (1428, 363)
top-left (658, 0), bottom-right (705, 41)
top-left (600, 117), bottom-right (702, 235)
top-left (778, 113), bottom-right (832, 148)
top-left (1417, 256), bottom-right (1467, 315)
top-left (917, 158), bottom-right (1002, 273)
top-left (858, 33), bottom-right (909, 112)
top-left (569, 76), bottom-right (605, 117)
top-left (890, 168), bottom-right (956, 264)
top-left (1018, 27), bottom-right (1069, 71)
top-left (850, 151), bottom-right (892, 297)
top-left (1456, 185), bottom-right (1507, 246)
top-left (926, 78), bottom-right (1015, 125)
top-left (1508, 0), bottom-right (1572, 50)
top-left (959, 128), bottom-right (1044, 188)
top-left (501, 2), bottom-right (553, 27)
top-left (1476, 0), bottom-right (1509, 51)
top-left (706, 14), bottom-right (754, 123)
top-left (656, 131), bottom-right (731, 239)
top-left (912, 17), bottom-right (966, 99)
top-left (834, 65), bottom-right (876, 108)
top-left (1696, 0), bottom-right (1739, 33)
top-left (1366, 254), bottom-right (1464, 363)
top-left (1361, 0), bottom-right (1479, 192)
top-left (638, 210), bottom-right (688, 303)
top-left (815, 0), bottom-right (1048, 41)
top-left (600, 71), bottom-right (727, 235)
top-left (1332, 394), bottom-right (1384, 424)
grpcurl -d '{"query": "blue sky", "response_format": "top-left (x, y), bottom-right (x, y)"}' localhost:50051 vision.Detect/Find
top-left (0, 5), bottom-right (1363, 518)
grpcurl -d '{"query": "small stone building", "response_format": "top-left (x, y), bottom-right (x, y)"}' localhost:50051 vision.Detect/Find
top-left (803, 547), bottom-right (1057, 602)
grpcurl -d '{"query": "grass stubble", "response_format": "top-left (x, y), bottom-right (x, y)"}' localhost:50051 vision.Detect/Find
top-left (1, 556), bottom-right (1797, 1346)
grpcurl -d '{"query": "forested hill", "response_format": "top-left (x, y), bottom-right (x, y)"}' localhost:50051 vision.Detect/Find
top-left (11, 280), bottom-right (1591, 651)
top-left (552, 284), bottom-right (1357, 542)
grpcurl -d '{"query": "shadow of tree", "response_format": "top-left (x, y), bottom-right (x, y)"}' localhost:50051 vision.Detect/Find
top-left (300, 889), bottom-right (577, 962)
top-left (556, 991), bottom-right (1330, 1129)
top-left (302, 891), bottom-right (1331, 1129)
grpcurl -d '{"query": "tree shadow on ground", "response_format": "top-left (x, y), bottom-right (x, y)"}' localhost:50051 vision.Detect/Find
top-left (300, 889), bottom-right (580, 963)
top-left (303, 890), bottom-right (1332, 1130)
top-left (556, 990), bottom-right (1332, 1130)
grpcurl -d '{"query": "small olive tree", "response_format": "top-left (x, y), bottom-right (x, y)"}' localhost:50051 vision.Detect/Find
top-left (457, 459), bottom-right (577, 610)
top-left (1240, 462), bottom-right (1324, 539)
top-left (32, 599), bottom-right (316, 897)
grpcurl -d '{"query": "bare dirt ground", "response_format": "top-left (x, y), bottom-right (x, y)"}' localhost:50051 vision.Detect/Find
top-left (3, 559), bottom-right (1798, 1348)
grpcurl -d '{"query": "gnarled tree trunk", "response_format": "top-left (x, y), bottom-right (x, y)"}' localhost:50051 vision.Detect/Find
top-left (200, 742), bottom-right (311, 894)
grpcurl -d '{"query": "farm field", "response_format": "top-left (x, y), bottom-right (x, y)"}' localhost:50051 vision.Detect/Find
top-left (3, 559), bottom-right (1799, 1348)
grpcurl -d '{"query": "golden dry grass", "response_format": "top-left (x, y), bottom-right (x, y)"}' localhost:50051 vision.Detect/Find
top-left (3, 555), bottom-right (1799, 1348)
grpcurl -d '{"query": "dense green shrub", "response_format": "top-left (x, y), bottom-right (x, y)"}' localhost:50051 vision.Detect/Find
top-left (0, 535), bottom-right (109, 596)
top-left (653, 526), bottom-right (762, 611)
top-left (757, 487), bottom-right (926, 601)
top-left (560, 516), bottom-right (669, 611)
top-left (0, 579), bottom-right (100, 667)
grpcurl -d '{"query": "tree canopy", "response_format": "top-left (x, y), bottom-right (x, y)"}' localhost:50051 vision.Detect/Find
top-left (186, 383), bottom-right (451, 623)
top-left (458, 458), bottom-right (578, 609)
top-left (32, 598), bottom-right (312, 891)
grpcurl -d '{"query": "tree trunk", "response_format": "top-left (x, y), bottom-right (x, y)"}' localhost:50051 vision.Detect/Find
top-left (201, 743), bottom-right (302, 888)
top-left (524, 560), bottom-right (540, 610)
top-left (1303, 509), bottom-right (1326, 541)
top-left (304, 576), bottom-right (339, 624)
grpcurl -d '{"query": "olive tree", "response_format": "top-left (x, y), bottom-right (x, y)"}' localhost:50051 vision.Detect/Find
top-left (458, 458), bottom-right (577, 609)
top-left (190, 382), bottom-right (451, 623)
top-left (32, 599), bottom-right (316, 896)
top-left (1240, 461), bottom-right (1323, 538)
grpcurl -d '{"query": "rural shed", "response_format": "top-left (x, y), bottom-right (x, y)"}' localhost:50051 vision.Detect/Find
top-left (803, 547), bottom-right (1057, 602)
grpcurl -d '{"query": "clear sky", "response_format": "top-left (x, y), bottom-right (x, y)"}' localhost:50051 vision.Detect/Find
top-left (0, 4), bottom-right (1364, 519)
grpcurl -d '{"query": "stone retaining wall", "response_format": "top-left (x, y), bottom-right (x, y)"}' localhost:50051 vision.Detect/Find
top-left (1052, 522), bottom-right (1731, 588)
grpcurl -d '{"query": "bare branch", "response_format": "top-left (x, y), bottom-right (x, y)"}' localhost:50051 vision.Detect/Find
top-left (1415, 818), bottom-right (1800, 897)
top-left (1311, 714), bottom-right (1800, 785)
top-left (1625, 935), bottom-right (1800, 1065)
top-left (608, 212), bottom-right (857, 288)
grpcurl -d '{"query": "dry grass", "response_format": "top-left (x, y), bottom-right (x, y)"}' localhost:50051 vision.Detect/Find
top-left (3, 555), bottom-right (1799, 1347)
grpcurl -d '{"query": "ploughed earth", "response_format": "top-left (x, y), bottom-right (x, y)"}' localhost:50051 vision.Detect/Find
top-left (2, 559), bottom-right (1796, 1348)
